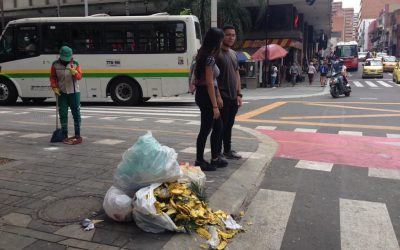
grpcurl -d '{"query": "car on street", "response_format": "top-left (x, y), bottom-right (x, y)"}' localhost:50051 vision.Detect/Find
top-left (393, 63), bottom-right (400, 84)
top-left (358, 51), bottom-right (368, 62)
top-left (382, 56), bottom-right (397, 72)
top-left (375, 52), bottom-right (388, 61)
top-left (362, 59), bottom-right (383, 78)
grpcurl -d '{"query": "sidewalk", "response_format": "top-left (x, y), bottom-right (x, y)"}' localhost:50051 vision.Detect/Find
top-left (0, 81), bottom-right (326, 250)
top-left (0, 118), bottom-right (273, 249)
top-left (150, 79), bottom-right (328, 103)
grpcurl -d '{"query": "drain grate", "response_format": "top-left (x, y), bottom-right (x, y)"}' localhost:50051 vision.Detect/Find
top-left (37, 195), bottom-right (103, 225)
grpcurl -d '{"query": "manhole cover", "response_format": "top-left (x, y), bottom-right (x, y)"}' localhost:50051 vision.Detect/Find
top-left (38, 195), bottom-right (103, 224)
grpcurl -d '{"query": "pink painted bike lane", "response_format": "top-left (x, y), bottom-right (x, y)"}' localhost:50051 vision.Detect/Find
top-left (258, 129), bottom-right (400, 170)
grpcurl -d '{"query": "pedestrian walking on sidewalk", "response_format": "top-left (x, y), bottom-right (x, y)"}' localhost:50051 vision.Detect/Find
top-left (215, 25), bottom-right (243, 160)
top-left (50, 46), bottom-right (83, 145)
top-left (194, 28), bottom-right (227, 171)
top-left (290, 63), bottom-right (298, 86)
top-left (319, 60), bottom-right (329, 87)
top-left (271, 64), bottom-right (278, 88)
top-left (307, 62), bottom-right (317, 85)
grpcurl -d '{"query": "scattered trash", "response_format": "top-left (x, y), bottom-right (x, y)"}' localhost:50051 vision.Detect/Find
top-left (83, 222), bottom-right (95, 231)
top-left (239, 211), bottom-right (245, 217)
top-left (81, 218), bottom-right (91, 227)
top-left (207, 226), bottom-right (220, 249)
top-left (81, 218), bottom-right (103, 231)
top-left (223, 215), bottom-right (242, 230)
top-left (179, 163), bottom-right (206, 189)
top-left (133, 181), bottom-right (242, 249)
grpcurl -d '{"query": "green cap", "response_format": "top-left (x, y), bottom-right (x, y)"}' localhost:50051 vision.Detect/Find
top-left (59, 46), bottom-right (72, 61)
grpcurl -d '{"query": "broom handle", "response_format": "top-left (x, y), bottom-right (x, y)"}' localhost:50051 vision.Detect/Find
top-left (56, 94), bottom-right (59, 129)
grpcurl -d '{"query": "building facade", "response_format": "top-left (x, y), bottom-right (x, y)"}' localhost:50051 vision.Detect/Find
top-left (331, 1), bottom-right (354, 43)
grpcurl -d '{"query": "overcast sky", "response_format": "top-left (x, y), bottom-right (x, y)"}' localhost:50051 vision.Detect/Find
top-left (334, 0), bottom-right (361, 13)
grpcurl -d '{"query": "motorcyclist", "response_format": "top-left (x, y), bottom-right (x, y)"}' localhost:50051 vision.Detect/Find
top-left (332, 58), bottom-right (346, 94)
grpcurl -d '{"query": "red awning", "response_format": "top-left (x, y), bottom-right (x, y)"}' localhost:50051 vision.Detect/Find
top-left (240, 39), bottom-right (303, 50)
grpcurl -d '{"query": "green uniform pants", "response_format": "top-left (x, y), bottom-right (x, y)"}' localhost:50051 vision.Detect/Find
top-left (58, 92), bottom-right (81, 137)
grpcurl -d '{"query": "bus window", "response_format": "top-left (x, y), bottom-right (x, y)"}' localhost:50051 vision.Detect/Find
top-left (136, 22), bottom-right (186, 54)
top-left (71, 23), bottom-right (102, 53)
top-left (104, 24), bottom-right (125, 53)
top-left (16, 25), bottom-right (38, 59)
top-left (195, 21), bottom-right (202, 42)
top-left (42, 24), bottom-right (71, 53)
top-left (0, 27), bottom-right (15, 62)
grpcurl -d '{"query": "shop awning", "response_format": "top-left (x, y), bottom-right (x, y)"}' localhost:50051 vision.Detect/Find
top-left (239, 39), bottom-right (303, 50)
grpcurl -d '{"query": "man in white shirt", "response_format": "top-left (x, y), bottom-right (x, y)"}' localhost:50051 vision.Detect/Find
top-left (271, 65), bottom-right (278, 88)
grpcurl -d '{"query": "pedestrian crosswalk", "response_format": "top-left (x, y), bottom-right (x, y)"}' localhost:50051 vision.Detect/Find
top-left (233, 187), bottom-right (400, 250)
top-left (351, 80), bottom-right (397, 88)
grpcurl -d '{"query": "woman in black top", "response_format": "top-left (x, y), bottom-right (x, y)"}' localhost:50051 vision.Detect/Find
top-left (194, 27), bottom-right (227, 171)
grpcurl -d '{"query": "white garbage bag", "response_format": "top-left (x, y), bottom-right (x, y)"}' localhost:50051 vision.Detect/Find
top-left (132, 183), bottom-right (184, 233)
top-left (179, 164), bottom-right (206, 189)
top-left (103, 186), bottom-right (133, 222)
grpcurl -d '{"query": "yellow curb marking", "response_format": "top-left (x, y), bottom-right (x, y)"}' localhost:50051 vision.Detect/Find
top-left (236, 101), bottom-right (286, 121)
top-left (305, 103), bottom-right (400, 113)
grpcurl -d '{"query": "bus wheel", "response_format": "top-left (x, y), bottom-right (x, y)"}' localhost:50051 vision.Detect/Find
top-left (0, 78), bottom-right (18, 105)
top-left (110, 77), bottom-right (141, 105)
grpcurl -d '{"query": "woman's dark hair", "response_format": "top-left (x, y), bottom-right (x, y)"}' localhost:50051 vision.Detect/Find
top-left (195, 27), bottom-right (224, 79)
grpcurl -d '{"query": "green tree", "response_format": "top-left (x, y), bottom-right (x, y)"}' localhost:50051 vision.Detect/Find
top-left (217, 0), bottom-right (251, 39)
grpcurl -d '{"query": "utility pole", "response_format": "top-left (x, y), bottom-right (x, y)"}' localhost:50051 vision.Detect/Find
top-left (84, 0), bottom-right (88, 16)
top-left (0, 0), bottom-right (4, 31)
top-left (57, 0), bottom-right (61, 17)
top-left (264, 0), bottom-right (269, 87)
top-left (125, 0), bottom-right (129, 16)
top-left (211, 0), bottom-right (217, 28)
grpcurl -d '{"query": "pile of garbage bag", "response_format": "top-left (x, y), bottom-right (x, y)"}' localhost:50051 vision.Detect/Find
top-left (103, 132), bottom-right (242, 249)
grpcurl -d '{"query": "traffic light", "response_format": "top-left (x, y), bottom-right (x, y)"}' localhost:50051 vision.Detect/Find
top-left (306, 0), bottom-right (316, 5)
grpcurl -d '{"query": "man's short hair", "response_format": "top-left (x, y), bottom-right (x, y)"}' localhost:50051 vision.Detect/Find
top-left (223, 25), bottom-right (236, 31)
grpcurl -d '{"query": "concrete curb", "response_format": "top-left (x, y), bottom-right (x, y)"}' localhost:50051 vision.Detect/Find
top-left (162, 125), bottom-right (278, 250)
top-left (244, 86), bottom-right (329, 101)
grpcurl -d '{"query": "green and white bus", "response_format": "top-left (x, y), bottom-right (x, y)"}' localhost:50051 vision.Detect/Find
top-left (0, 14), bottom-right (201, 105)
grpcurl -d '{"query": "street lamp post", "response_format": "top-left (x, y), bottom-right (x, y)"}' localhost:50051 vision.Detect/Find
top-left (57, 0), bottom-right (61, 17)
top-left (211, 0), bottom-right (217, 28)
top-left (84, 0), bottom-right (88, 16)
top-left (264, 0), bottom-right (269, 88)
top-left (144, 0), bottom-right (148, 14)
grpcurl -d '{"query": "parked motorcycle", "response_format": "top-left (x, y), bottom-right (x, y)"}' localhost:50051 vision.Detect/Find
top-left (329, 72), bottom-right (351, 98)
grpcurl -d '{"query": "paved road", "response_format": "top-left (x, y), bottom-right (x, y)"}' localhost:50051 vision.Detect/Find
top-left (0, 67), bottom-right (399, 249)
top-left (233, 68), bottom-right (400, 250)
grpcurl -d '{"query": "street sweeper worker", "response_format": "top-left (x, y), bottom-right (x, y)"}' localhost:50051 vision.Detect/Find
top-left (50, 46), bottom-right (83, 145)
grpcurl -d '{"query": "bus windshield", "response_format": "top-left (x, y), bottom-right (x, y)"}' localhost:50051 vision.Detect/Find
top-left (335, 45), bottom-right (357, 58)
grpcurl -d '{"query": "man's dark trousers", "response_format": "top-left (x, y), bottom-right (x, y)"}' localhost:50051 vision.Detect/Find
top-left (219, 98), bottom-right (238, 154)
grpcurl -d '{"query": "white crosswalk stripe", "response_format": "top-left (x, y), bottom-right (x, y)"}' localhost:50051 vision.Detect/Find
top-left (30, 106), bottom-right (200, 118)
top-left (352, 81), bottom-right (364, 87)
top-left (338, 131), bottom-right (363, 136)
top-left (340, 199), bottom-right (399, 250)
top-left (377, 80), bottom-right (393, 87)
top-left (229, 189), bottom-right (295, 250)
top-left (365, 81), bottom-right (378, 87)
